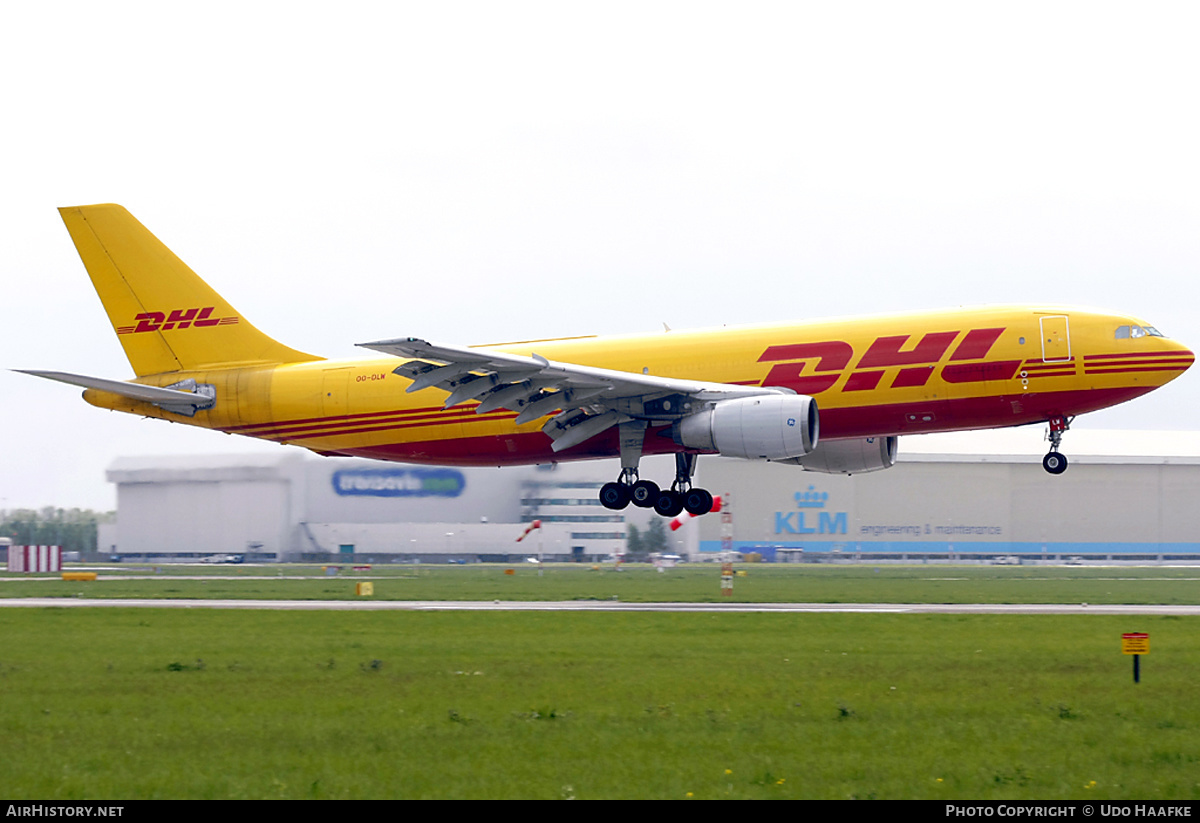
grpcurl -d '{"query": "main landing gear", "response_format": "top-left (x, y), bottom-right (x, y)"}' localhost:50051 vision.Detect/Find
top-left (599, 468), bottom-right (655, 510)
top-left (1042, 415), bottom-right (1072, 475)
top-left (599, 425), bottom-right (716, 517)
top-left (599, 455), bottom-right (715, 517)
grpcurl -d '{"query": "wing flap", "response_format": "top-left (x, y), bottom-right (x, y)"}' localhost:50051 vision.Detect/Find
top-left (543, 409), bottom-right (627, 453)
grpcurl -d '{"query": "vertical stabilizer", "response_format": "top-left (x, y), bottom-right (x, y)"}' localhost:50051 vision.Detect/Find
top-left (59, 204), bottom-right (321, 376)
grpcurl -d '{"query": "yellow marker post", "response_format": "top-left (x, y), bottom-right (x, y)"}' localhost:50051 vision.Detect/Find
top-left (1122, 632), bottom-right (1149, 683)
top-left (355, 581), bottom-right (374, 596)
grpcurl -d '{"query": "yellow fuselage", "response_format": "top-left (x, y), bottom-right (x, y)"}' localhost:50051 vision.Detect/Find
top-left (84, 305), bottom-right (1194, 465)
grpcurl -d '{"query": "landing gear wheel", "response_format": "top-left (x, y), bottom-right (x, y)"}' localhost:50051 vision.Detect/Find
top-left (630, 479), bottom-right (660, 508)
top-left (1042, 452), bottom-right (1068, 475)
top-left (600, 482), bottom-right (631, 509)
top-left (653, 490), bottom-right (685, 517)
top-left (683, 488), bottom-right (714, 516)
top-left (1042, 415), bottom-right (1071, 475)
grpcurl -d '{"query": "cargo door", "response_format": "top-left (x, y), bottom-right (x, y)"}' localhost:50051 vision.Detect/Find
top-left (1039, 315), bottom-right (1071, 363)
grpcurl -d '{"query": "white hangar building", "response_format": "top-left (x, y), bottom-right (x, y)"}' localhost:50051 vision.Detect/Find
top-left (693, 429), bottom-right (1200, 561)
top-left (104, 454), bottom-right (637, 562)
top-left (102, 430), bottom-right (1200, 562)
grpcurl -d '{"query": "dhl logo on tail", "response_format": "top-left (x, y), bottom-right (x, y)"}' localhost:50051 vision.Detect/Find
top-left (117, 307), bottom-right (240, 334)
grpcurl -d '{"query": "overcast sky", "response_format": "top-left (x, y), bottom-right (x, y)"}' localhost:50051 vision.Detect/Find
top-left (3, 2), bottom-right (1197, 511)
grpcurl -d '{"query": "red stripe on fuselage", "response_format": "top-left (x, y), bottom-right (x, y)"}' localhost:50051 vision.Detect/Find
top-left (1083, 365), bottom-right (1191, 375)
top-left (271, 414), bottom-right (515, 442)
top-left (223, 405), bottom-right (517, 441)
top-left (941, 361), bottom-right (1022, 383)
top-left (1084, 352), bottom-right (1192, 361)
top-left (225, 405), bottom-right (454, 433)
top-left (1021, 360), bottom-right (1075, 370)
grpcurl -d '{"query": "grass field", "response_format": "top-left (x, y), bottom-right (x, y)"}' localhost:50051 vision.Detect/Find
top-left (0, 606), bottom-right (1197, 799)
top-left (3, 562), bottom-right (1200, 604)
top-left (2, 564), bottom-right (1197, 799)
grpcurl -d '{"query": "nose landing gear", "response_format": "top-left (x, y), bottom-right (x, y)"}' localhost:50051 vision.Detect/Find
top-left (1042, 415), bottom-right (1072, 475)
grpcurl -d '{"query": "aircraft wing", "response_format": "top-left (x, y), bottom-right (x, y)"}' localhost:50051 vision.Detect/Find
top-left (358, 337), bottom-right (787, 452)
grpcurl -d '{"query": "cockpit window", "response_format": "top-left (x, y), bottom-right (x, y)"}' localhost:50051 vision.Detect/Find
top-left (1115, 324), bottom-right (1165, 340)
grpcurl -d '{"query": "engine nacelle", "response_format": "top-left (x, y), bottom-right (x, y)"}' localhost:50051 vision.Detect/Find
top-left (775, 436), bottom-right (898, 474)
top-left (675, 394), bottom-right (818, 460)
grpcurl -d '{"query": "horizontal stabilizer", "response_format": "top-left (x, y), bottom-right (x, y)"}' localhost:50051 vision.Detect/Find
top-left (16, 370), bottom-right (216, 416)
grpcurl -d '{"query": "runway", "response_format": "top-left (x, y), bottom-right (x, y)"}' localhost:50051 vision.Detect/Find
top-left (2, 598), bottom-right (1199, 615)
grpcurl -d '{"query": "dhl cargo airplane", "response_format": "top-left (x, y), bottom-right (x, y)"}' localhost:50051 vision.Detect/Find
top-left (20, 205), bottom-right (1194, 517)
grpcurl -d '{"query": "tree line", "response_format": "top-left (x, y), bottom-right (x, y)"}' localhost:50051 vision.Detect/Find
top-left (625, 518), bottom-right (669, 561)
top-left (0, 508), bottom-right (114, 553)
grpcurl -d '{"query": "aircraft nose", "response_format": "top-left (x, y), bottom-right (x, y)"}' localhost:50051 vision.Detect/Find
top-left (1167, 340), bottom-right (1194, 376)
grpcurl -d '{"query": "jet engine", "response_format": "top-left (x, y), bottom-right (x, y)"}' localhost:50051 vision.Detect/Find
top-left (674, 394), bottom-right (818, 460)
top-left (775, 436), bottom-right (897, 474)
